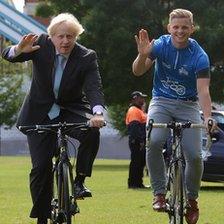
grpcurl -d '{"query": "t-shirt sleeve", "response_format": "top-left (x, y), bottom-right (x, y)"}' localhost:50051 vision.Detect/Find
top-left (149, 37), bottom-right (163, 61)
top-left (195, 52), bottom-right (210, 74)
top-left (196, 68), bottom-right (210, 78)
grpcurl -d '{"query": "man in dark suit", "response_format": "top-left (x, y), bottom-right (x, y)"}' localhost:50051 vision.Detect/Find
top-left (2, 13), bottom-right (105, 224)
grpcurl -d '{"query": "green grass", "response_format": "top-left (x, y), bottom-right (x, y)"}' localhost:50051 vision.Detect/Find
top-left (0, 157), bottom-right (223, 224)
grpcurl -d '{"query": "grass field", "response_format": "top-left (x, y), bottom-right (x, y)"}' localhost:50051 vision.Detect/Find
top-left (0, 156), bottom-right (223, 224)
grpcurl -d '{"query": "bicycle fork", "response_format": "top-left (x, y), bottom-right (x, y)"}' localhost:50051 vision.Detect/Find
top-left (166, 130), bottom-right (186, 224)
top-left (51, 158), bottom-right (79, 224)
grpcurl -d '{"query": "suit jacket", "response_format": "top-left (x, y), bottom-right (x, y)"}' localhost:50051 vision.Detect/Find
top-left (2, 34), bottom-right (105, 126)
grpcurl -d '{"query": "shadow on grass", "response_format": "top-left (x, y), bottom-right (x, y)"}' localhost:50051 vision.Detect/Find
top-left (201, 185), bottom-right (224, 192)
top-left (93, 164), bottom-right (129, 171)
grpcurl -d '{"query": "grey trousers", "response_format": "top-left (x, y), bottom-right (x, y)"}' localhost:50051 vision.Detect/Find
top-left (146, 97), bottom-right (203, 199)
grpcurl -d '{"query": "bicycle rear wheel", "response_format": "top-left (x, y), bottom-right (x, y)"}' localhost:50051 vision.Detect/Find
top-left (168, 161), bottom-right (184, 224)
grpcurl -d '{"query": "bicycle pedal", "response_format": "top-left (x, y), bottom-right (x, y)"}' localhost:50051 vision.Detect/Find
top-left (56, 211), bottom-right (66, 223)
top-left (51, 211), bottom-right (57, 223)
top-left (165, 203), bottom-right (174, 215)
top-left (71, 204), bottom-right (80, 215)
top-left (76, 196), bottom-right (84, 200)
top-left (51, 198), bottom-right (58, 207)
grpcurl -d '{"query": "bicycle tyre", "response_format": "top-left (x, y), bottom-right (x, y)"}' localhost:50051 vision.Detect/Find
top-left (51, 164), bottom-right (59, 224)
top-left (168, 161), bottom-right (184, 224)
top-left (62, 163), bottom-right (72, 224)
top-left (167, 162), bottom-right (175, 224)
top-left (175, 161), bottom-right (184, 224)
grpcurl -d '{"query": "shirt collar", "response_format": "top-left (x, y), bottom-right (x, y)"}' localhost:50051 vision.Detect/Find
top-left (55, 51), bottom-right (69, 59)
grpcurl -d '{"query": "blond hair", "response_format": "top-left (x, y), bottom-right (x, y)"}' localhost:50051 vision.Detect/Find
top-left (47, 13), bottom-right (84, 37)
top-left (169, 9), bottom-right (193, 24)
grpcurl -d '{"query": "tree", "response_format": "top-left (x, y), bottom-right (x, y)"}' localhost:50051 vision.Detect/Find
top-left (170, 0), bottom-right (224, 103)
top-left (35, 0), bottom-right (88, 18)
top-left (0, 50), bottom-right (26, 127)
top-left (37, 0), bottom-right (224, 133)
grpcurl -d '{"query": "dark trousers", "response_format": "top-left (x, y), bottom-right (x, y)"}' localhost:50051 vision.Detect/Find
top-left (26, 110), bottom-right (100, 219)
top-left (128, 139), bottom-right (146, 187)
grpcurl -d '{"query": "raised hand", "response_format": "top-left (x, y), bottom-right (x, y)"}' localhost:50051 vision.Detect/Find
top-left (16, 33), bottom-right (40, 54)
top-left (135, 29), bottom-right (154, 56)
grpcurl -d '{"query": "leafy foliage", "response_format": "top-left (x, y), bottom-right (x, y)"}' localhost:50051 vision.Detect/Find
top-left (37, 0), bottom-right (224, 134)
top-left (36, 2), bottom-right (55, 18)
top-left (210, 68), bottom-right (224, 104)
top-left (107, 104), bottom-right (129, 136)
top-left (0, 57), bottom-right (25, 127)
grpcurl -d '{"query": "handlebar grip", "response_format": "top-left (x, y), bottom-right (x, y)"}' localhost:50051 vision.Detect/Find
top-left (208, 119), bottom-right (213, 126)
top-left (207, 118), bottom-right (214, 134)
top-left (18, 125), bottom-right (35, 131)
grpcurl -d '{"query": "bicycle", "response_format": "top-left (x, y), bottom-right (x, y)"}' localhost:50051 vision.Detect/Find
top-left (146, 119), bottom-right (211, 224)
top-left (19, 121), bottom-right (92, 224)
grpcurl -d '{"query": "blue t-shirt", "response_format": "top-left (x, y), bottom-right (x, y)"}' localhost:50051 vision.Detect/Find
top-left (149, 35), bottom-right (210, 100)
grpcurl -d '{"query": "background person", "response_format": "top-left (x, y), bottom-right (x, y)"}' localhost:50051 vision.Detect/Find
top-left (2, 13), bottom-right (105, 224)
top-left (125, 91), bottom-right (148, 189)
top-left (132, 8), bottom-right (215, 224)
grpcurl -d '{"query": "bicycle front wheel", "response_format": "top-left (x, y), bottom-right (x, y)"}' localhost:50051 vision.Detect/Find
top-left (62, 163), bottom-right (72, 224)
top-left (51, 165), bottom-right (59, 224)
top-left (168, 161), bottom-right (184, 224)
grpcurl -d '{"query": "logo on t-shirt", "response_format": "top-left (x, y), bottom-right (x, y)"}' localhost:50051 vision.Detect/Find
top-left (161, 78), bottom-right (186, 96)
top-left (179, 67), bottom-right (189, 76)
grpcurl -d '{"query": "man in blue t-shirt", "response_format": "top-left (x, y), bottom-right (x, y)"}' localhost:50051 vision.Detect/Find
top-left (132, 8), bottom-right (216, 224)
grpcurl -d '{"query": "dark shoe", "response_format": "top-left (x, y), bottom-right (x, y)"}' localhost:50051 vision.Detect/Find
top-left (152, 194), bottom-right (166, 212)
top-left (185, 199), bottom-right (199, 224)
top-left (74, 182), bottom-right (92, 199)
top-left (37, 218), bottom-right (47, 224)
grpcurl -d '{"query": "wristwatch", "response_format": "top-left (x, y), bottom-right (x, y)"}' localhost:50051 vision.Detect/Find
top-left (94, 111), bottom-right (103, 116)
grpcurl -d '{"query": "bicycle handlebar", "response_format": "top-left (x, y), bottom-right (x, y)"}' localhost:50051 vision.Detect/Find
top-left (18, 121), bottom-right (94, 133)
top-left (147, 122), bottom-right (206, 129)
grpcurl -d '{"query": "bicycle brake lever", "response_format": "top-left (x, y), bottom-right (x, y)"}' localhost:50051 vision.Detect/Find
top-left (208, 119), bottom-right (214, 132)
top-left (146, 119), bottom-right (154, 149)
top-left (146, 119), bottom-right (154, 131)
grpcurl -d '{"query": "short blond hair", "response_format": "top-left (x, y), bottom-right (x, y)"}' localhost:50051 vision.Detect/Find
top-left (169, 9), bottom-right (193, 24)
top-left (47, 13), bottom-right (84, 37)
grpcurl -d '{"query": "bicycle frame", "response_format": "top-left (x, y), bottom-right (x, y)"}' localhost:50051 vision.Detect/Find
top-left (166, 124), bottom-right (186, 224)
top-left (19, 122), bottom-right (90, 224)
top-left (146, 119), bottom-right (206, 224)
top-left (51, 127), bottom-right (79, 224)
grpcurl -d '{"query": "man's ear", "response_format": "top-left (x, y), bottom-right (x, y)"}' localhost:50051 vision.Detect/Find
top-left (167, 24), bottom-right (171, 34)
top-left (191, 25), bottom-right (195, 34)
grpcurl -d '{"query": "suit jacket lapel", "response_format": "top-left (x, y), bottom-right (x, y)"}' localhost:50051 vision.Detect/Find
top-left (46, 42), bottom-right (56, 91)
top-left (58, 44), bottom-right (81, 94)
